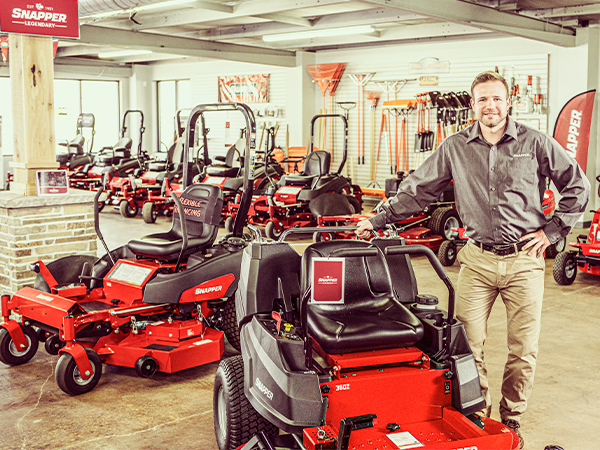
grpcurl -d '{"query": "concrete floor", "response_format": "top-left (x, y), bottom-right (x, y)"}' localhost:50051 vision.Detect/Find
top-left (1, 209), bottom-right (599, 450)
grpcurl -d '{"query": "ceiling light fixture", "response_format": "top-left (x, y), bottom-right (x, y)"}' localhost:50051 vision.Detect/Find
top-left (263, 25), bottom-right (375, 42)
top-left (98, 49), bottom-right (153, 59)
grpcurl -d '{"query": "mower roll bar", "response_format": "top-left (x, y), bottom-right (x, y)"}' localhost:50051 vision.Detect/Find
top-left (183, 103), bottom-right (256, 239)
top-left (278, 226), bottom-right (357, 242)
top-left (121, 110), bottom-right (145, 156)
top-left (170, 191), bottom-right (188, 273)
top-left (309, 114), bottom-right (348, 176)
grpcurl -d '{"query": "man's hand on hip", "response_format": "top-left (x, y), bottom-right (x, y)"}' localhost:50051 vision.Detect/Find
top-left (520, 229), bottom-right (551, 258)
top-left (356, 220), bottom-right (374, 239)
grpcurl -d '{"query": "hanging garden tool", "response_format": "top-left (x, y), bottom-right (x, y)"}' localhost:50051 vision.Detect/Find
top-left (382, 99), bottom-right (414, 174)
top-left (348, 73), bottom-right (375, 165)
top-left (307, 64), bottom-right (347, 153)
top-left (326, 64), bottom-right (346, 158)
top-left (366, 91), bottom-right (380, 186)
top-left (337, 101), bottom-right (356, 177)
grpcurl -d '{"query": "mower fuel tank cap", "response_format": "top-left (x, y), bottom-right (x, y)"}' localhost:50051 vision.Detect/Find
top-left (414, 294), bottom-right (439, 309)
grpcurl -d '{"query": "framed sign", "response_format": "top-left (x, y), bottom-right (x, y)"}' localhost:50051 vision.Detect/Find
top-left (36, 170), bottom-right (69, 196)
top-left (0, 0), bottom-right (79, 39)
top-left (218, 74), bottom-right (269, 103)
top-left (311, 258), bottom-right (345, 304)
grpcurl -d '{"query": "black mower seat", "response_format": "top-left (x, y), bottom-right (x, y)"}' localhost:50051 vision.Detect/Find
top-left (206, 143), bottom-right (241, 178)
top-left (309, 192), bottom-right (360, 217)
top-left (281, 151), bottom-right (330, 186)
top-left (301, 240), bottom-right (423, 355)
top-left (127, 184), bottom-right (223, 260)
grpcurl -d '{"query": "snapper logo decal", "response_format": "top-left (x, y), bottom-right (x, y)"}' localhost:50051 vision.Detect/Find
top-left (312, 258), bottom-right (345, 304)
top-left (1, 0), bottom-right (80, 38)
top-left (179, 274), bottom-right (235, 303)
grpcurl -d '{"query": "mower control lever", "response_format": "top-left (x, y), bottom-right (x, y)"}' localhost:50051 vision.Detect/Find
top-left (336, 414), bottom-right (377, 450)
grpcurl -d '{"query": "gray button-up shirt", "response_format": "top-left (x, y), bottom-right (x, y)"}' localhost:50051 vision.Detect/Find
top-left (369, 117), bottom-right (591, 245)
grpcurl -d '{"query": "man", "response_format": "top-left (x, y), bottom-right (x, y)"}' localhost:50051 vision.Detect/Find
top-left (356, 71), bottom-right (590, 449)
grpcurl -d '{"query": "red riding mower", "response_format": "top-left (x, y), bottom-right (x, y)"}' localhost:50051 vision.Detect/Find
top-left (226, 114), bottom-right (362, 240)
top-left (0, 103), bottom-right (259, 395)
top-left (57, 113), bottom-right (96, 174)
top-left (313, 174), bottom-right (460, 250)
top-left (437, 188), bottom-right (563, 266)
top-left (212, 226), bottom-right (522, 450)
top-left (553, 174), bottom-right (600, 285)
top-left (70, 110), bottom-right (143, 191)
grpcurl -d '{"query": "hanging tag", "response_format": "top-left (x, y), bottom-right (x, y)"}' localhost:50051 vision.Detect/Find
top-left (311, 258), bottom-right (345, 304)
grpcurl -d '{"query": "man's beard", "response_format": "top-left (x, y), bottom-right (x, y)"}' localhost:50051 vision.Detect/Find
top-left (479, 108), bottom-right (506, 128)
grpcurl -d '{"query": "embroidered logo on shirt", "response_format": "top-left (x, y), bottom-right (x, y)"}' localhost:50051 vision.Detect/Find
top-left (513, 153), bottom-right (532, 158)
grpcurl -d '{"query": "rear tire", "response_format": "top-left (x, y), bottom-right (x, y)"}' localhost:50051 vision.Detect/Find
top-left (213, 355), bottom-right (278, 450)
top-left (553, 251), bottom-right (577, 285)
top-left (545, 237), bottom-right (566, 258)
top-left (222, 299), bottom-right (241, 352)
top-left (429, 207), bottom-right (461, 240)
top-left (142, 202), bottom-right (157, 223)
top-left (119, 200), bottom-right (138, 218)
top-left (438, 240), bottom-right (457, 266)
top-left (55, 347), bottom-right (102, 395)
top-left (265, 221), bottom-right (282, 240)
top-left (0, 325), bottom-right (39, 366)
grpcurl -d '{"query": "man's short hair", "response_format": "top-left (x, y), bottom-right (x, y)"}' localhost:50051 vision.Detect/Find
top-left (471, 71), bottom-right (509, 99)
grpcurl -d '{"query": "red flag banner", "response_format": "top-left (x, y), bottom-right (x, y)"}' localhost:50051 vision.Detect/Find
top-left (553, 89), bottom-right (596, 172)
top-left (218, 74), bottom-right (269, 103)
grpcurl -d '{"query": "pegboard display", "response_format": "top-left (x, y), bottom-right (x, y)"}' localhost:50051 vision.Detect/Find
top-left (313, 54), bottom-right (549, 189)
top-left (190, 68), bottom-right (289, 162)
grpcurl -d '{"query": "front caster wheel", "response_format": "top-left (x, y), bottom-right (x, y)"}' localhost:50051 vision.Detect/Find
top-left (142, 202), bottom-right (157, 223)
top-left (437, 240), bottom-right (458, 266)
top-left (119, 200), bottom-right (138, 218)
top-left (135, 356), bottom-right (158, 378)
top-left (265, 221), bottom-right (282, 240)
top-left (0, 325), bottom-right (39, 366)
top-left (55, 347), bottom-right (102, 395)
top-left (44, 335), bottom-right (66, 355)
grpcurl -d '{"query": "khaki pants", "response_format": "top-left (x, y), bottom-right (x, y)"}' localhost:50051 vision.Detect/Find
top-left (456, 241), bottom-right (545, 422)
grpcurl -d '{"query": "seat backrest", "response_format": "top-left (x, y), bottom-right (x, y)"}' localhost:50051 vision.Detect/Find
top-left (68, 135), bottom-right (85, 155)
top-left (303, 151), bottom-right (330, 177)
top-left (171, 183), bottom-right (223, 242)
top-left (226, 138), bottom-right (245, 167)
top-left (308, 192), bottom-right (355, 217)
top-left (301, 240), bottom-right (392, 311)
top-left (114, 137), bottom-right (133, 153)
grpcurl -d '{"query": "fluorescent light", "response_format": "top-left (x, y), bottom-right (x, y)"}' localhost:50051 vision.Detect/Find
top-left (98, 50), bottom-right (153, 59)
top-left (263, 25), bottom-right (375, 42)
top-left (80, 0), bottom-right (196, 20)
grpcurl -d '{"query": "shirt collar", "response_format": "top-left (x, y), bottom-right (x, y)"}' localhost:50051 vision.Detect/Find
top-left (467, 116), bottom-right (519, 144)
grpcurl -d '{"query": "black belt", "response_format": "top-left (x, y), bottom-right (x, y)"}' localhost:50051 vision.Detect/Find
top-left (471, 239), bottom-right (531, 256)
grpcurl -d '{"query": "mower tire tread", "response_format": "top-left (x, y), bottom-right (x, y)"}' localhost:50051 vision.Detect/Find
top-left (553, 251), bottom-right (577, 285)
top-left (222, 299), bottom-right (241, 352)
top-left (438, 240), bottom-right (457, 267)
top-left (429, 207), bottom-right (461, 240)
top-left (224, 216), bottom-right (234, 233)
top-left (213, 355), bottom-right (277, 450)
top-left (142, 202), bottom-right (157, 223)
top-left (0, 325), bottom-right (39, 366)
top-left (55, 347), bottom-right (102, 396)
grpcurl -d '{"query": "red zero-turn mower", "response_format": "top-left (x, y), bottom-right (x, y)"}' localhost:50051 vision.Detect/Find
top-left (437, 188), bottom-right (564, 267)
top-left (212, 226), bottom-right (523, 450)
top-left (226, 114), bottom-right (362, 240)
top-left (553, 174), bottom-right (600, 285)
top-left (0, 103), bottom-right (259, 395)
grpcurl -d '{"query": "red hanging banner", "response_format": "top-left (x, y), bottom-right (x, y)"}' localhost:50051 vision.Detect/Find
top-left (311, 258), bottom-right (345, 304)
top-left (0, 0), bottom-right (79, 39)
top-left (552, 89), bottom-right (596, 172)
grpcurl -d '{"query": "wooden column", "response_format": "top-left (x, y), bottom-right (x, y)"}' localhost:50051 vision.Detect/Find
top-left (9, 34), bottom-right (58, 196)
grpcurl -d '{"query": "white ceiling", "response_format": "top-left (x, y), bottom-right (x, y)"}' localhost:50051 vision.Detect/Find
top-left (50, 0), bottom-right (600, 67)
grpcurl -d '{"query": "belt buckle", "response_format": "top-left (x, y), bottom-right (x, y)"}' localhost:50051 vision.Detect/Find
top-left (493, 244), bottom-right (516, 256)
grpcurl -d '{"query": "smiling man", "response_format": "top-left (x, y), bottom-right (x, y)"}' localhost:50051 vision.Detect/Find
top-left (356, 71), bottom-right (590, 449)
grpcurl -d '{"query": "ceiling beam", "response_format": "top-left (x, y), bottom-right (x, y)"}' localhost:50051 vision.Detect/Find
top-left (359, 0), bottom-right (577, 47)
top-left (117, 0), bottom-right (353, 31)
top-left (523, 4), bottom-right (600, 19)
top-left (253, 13), bottom-right (313, 27)
top-left (78, 24), bottom-right (297, 67)
top-left (189, 7), bottom-right (422, 40)
top-left (267, 22), bottom-right (491, 50)
top-left (55, 45), bottom-right (113, 57)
